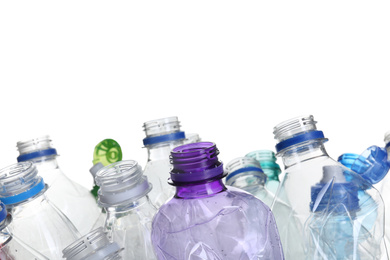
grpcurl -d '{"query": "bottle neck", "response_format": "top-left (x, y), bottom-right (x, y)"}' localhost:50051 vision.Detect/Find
top-left (146, 140), bottom-right (184, 162)
top-left (280, 141), bottom-right (328, 168)
top-left (29, 156), bottom-right (59, 172)
top-left (105, 196), bottom-right (151, 213)
top-left (174, 179), bottom-right (227, 199)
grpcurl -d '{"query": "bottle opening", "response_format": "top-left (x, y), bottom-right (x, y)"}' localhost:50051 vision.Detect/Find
top-left (169, 142), bottom-right (225, 184)
top-left (143, 117), bottom-right (185, 146)
top-left (225, 157), bottom-right (267, 184)
top-left (95, 160), bottom-right (152, 207)
top-left (16, 135), bottom-right (57, 162)
top-left (62, 227), bottom-right (122, 260)
top-left (0, 162), bottom-right (46, 205)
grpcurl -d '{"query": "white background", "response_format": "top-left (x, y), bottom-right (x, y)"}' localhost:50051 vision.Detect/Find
top-left (0, 1), bottom-right (389, 190)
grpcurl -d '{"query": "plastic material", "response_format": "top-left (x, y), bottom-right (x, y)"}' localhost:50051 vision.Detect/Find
top-left (63, 227), bottom-right (123, 260)
top-left (0, 162), bottom-right (80, 259)
top-left (95, 160), bottom-right (156, 259)
top-left (271, 115), bottom-right (385, 259)
top-left (142, 117), bottom-right (187, 208)
top-left (246, 150), bottom-right (282, 194)
top-left (225, 157), bottom-right (274, 207)
top-left (0, 201), bottom-right (50, 260)
top-left (16, 136), bottom-right (100, 235)
top-left (152, 142), bottom-right (284, 259)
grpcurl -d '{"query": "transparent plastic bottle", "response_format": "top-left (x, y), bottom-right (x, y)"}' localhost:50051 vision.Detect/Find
top-left (0, 162), bottom-right (80, 259)
top-left (16, 136), bottom-right (100, 235)
top-left (62, 227), bottom-right (123, 260)
top-left (271, 115), bottom-right (385, 259)
top-left (95, 160), bottom-right (157, 259)
top-left (225, 157), bottom-right (274, 207)
top-left (0, 201), bottom-right (50, 260)
top-left (151, 142), bottom-right (284, 259)
top-left (142, 117), bottom-right (187, 208)
top-left (246, 150), bottom-right (281, 194)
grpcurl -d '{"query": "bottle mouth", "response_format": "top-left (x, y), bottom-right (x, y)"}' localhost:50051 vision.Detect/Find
top-left (142, 117), bottom-right (185, 146)
top-left (273, 115), bottom-right (328, 154)
top-left (245, 150), bottom-right (281, 172)
top-left (338, 153), bottom-right (359, 169)
top-left (169, 142), bottom-right (225, 184)
top-left (62, 227), bottom-right (123, 260)
top-left (16, 135), bottom-right (57, 162)
top-left (225, 157), bottom-right (267, 184)
top-left (95, 160), bottom-right (152, 207)
top-left (0, 162), bottom-right (46, 206)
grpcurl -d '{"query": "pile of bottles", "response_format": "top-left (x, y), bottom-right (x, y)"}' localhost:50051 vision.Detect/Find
top-left (0, 115), bottom-right (389, 259)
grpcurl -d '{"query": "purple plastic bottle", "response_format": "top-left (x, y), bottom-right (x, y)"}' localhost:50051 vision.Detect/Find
top-left (151, 142), bottom-right (284, 259)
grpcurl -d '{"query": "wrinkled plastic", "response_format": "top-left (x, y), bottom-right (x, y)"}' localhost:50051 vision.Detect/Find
top-left (95, 161), bottom-right (157, 259)
top-left (152, 142), bottom-right (284, 260)
top-left (271, 115), bottom-right (385, 259)
top-left (0, 202), bottom-right (49, 260)
top-left (16, 136), bottom-right (100, 235)
top-left (0, 162), bottom-right (80, 259)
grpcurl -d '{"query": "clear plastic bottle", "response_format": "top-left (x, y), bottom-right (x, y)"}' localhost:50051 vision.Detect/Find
top-left (95, 160), bottom-right (157, 259)
top-left (225, 157), bottom-right (274, 207)
top-left (0, 162), bottom-right (80, 259)
top-left (151, 142), bottom-right (284, 259)
top-left (271, 115), bottom-right (385, 259)
top-left (0, 201), bottom-right (50, 260)
top-left (62, 227), bottom-right (123, 260)
top-left (16, 136), bottom-right (100, 235)
top-left (142, 117), bottom-right (187, 208)
top-left (246, 150), bottom-right (281, 194)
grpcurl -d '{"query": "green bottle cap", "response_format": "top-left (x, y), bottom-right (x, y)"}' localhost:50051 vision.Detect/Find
top-left (93, 139), bottom-right (123, 167)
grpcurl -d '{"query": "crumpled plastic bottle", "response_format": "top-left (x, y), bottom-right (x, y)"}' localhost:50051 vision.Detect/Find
top-left (95, 160), bottom-right (157, 259)
top-left (16, 136), bottom-right (100, 235)
top-left (0, 201), bottom-right (49, 260)
top-left (142, 116), bottom-right (197, 208)
top-left (151, 142), bottom-right (284, 259)
top-left (225, 156), bottom-right (274, 207)
top-left (62, 227), bottom-right (124, 260)
top-left (245, 150), bottom-right (282, 195)
top-left (271, 115), bottom-right (385, 259)
top-left (0, 162), bottom-right (80, 259)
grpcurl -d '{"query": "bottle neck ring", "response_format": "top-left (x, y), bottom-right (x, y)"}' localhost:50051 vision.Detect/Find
top-left (143, 131), bottom-right (185, 146)
top-left (17, 148), bottom-right (58, 162)
top-left (1, 177), bottom-right (45, 205)
top-left (225, 166), bottom-right (264, 182)
top-left (275, 130), bottom-right (327, 154)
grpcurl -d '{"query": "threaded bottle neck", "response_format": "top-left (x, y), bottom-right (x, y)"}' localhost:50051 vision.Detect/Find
top-left (62, 227), bottom-right (123, 260)
top-left (0, 162), bottom-right (46, 206)
top-left (225, 157), bottom-right (267, 185)
top-left (16, 135), bottom-right (58, 162)
top-left (95, 160), bottom-right (152, 207)
top-left (143, 117), bottom-right (185, 146)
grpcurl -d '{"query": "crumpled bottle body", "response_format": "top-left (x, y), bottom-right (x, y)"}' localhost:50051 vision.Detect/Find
top-left (152, 188), bottom-right (284, 260)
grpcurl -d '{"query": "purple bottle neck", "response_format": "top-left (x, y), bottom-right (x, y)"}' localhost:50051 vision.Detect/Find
top-left (169, 142), bottom-right (227, 199)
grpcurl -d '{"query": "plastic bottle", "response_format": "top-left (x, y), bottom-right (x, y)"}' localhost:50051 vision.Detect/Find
top-left (151, 142), bottom-right (284, 259)
top-left (246, 150), bottom-right (282, 194)
top-left (0, 162), bottom-right (80, 259)
top-left (90, 139), bottom-right (123, 199)
top-left (225, 157), bottom-right (274, 207)
top-left (271, 115), bottom-right (385, 259)
top-left (16, 136), bottom-right (100, 235)
top-left (62, 227), bottom-right (123, 260)
top-left (0, 201), bottom-right (50, 260)
top-left (95, 160), bottom-right (157, 259)
top-left (142, 117), bottom-right (187, 208)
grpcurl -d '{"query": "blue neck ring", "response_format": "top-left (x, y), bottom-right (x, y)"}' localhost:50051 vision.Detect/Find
top-left (276, 130), bottom-right (327, 153)
top-left (143, 132), bottom-right (185, 146)
top-left (17, 148), bottom-right (57, 162)
top-left (1, 178), bottom-right (45, 205)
